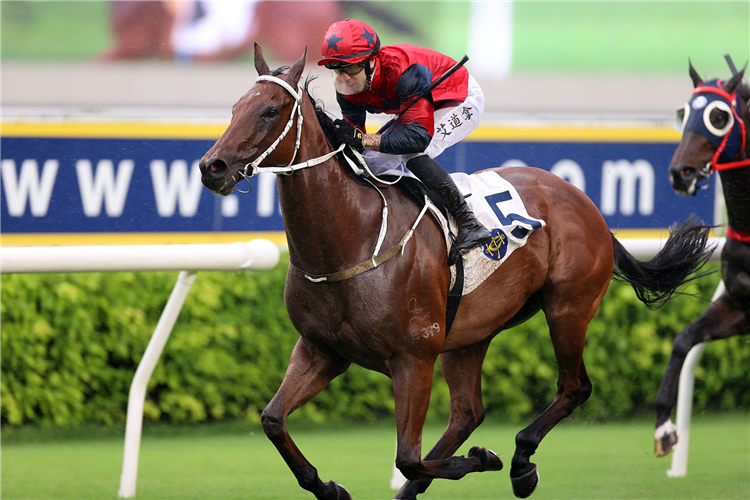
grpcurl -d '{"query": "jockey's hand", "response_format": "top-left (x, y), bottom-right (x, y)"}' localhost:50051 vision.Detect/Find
top-left (332, 119), bottom-right (364, 152)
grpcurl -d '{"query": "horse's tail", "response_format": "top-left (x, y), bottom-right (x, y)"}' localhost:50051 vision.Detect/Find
top-left (611, 215), bottom-right (715, 310)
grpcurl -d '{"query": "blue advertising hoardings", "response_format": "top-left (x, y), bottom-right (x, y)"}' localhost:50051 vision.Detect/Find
top-left (0, 135), bottom-right (714, 239)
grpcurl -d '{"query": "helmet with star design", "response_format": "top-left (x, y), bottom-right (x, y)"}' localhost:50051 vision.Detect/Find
top-left (318, 19), bottom-right (380, 69)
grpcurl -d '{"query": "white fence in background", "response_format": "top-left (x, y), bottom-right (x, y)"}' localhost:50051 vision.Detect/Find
top-left (1, 240), bottom-right (280, 498)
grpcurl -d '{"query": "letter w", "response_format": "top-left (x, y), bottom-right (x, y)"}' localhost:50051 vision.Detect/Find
top-left (150, 160), bottom-right (203, 217)
top-left (76, 159), bottom-right (134, 217)
top-left (1, 159), bottom-right (59, 216)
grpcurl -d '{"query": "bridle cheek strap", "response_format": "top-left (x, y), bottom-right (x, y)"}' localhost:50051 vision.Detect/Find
top-left (712, 104), bottom-right (750, 171)
top-left (242, 75), bottom-right (304, 178)
top-left (695, 84), bottom-right (750, 172)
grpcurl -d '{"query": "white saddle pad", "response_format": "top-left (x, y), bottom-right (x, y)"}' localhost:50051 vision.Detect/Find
top-left (429, 171), bottom-right (546, 295)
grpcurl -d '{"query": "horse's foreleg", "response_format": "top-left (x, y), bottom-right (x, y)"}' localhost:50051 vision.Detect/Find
top-left (261, 337), bottom-right (351, 500)
top-left (396, 340), bottom-right (498, 500)
top-left (511, 319), bottom-right (592, 498)
top-left (390, 353), bottom-right (498, 490)
top-left (654, 293), bottom-right (748, 456)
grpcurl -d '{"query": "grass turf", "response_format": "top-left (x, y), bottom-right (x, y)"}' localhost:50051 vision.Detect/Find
top-left (2, 413), bottom-right (748, 499)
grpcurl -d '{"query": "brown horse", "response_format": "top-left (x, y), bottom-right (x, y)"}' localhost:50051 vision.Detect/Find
top-left (655, 59), bottom-right (749, 456)
top-left (199, 45), bottom-right (713, 500)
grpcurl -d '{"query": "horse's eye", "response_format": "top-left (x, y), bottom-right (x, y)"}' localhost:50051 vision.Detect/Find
top-left (709, 108), bottom-right (729, 129)
top-left (264, 108), bottom-right (280, 119)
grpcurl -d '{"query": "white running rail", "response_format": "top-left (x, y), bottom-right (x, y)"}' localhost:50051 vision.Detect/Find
top-left (1, 239), bottom-right (281, 498)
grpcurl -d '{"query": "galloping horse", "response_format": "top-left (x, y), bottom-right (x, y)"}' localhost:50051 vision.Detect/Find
top-left (200, 45), bottom-right (713, 500)
top-left (655, 59), bottom-right (749, 456)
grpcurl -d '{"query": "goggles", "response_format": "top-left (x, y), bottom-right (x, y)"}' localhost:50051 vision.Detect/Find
top-left (326, 62), bottom-right (366, 77)
top-left (675, 97), bottom-right (734, 137)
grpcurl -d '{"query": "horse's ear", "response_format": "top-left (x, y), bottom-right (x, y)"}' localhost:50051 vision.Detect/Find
top-left (286, 47), bottom-right (308, 88)
top-left (254, 43), bottom-right (271, 76)
top-left (723, 62), bottom-right (747, 94)
top-left (688, 59), bottom-right (703, 88)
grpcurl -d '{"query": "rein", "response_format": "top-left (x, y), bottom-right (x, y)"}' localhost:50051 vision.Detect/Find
top-left (241, 73), bottom-right (430, 283)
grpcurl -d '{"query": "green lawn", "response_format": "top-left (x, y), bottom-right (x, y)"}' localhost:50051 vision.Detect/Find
top-left (1, 1), bottom-right (747, 76)
top-left (3, 413), bottom-right (748, 499)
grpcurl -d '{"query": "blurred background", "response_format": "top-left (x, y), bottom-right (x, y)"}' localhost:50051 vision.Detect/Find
top-left (3, 0), bottom-right (748, 117)
top-left (2, 2), bottom-right (749, 499)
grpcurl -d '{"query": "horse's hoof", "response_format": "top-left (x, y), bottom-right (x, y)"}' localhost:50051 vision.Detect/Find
top-left (335, 483), bottom-right (352, 500)
top-left (468, 446), bottom-right (504, 472)
top-left (654, 421), bottom-right (678, 457)
top-left (511, 466), bottom-right (539, 498)
top-left (324, 481), bottom-right (351, 500)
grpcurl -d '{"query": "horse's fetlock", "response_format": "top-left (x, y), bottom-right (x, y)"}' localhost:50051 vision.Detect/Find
top-left (395, 457), bottom-right (423, 481)
top-left (578, 380), bottom-right (593, 403)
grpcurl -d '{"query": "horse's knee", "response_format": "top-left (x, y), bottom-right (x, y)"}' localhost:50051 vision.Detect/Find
top-left (261, 407), bottom-right (285, 444)
top-left (671, 329), bottom-right (697, 358)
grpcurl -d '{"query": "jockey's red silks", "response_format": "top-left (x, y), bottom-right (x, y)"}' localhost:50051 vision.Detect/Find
top-left (726, 227), bottom-right (750, 242)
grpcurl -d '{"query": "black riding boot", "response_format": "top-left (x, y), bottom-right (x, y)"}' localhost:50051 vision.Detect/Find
top-left (407, 155), bottom-right (491, 254)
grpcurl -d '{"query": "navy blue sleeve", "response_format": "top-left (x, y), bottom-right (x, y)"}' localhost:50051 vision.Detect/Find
top-left (395, 64), bottom-right (433, 102)
top-left (379, 64), bottom-right (434, 154)
top-left (380, 122), bottom-right (432, 155)
top-left (336, 93), bottom-right (366, 130)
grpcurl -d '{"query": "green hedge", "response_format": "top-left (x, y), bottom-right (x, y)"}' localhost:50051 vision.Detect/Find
top-left (2, 258), bottom-right (748, 428)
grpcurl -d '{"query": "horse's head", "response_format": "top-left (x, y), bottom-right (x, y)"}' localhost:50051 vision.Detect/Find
top-left (669, 59), bottom-right (748, 196)
top-left (199, 44), bottom-right (308, 195)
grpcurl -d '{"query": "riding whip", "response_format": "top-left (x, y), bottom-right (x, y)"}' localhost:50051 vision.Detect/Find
top-left (377, 54), bottom-right (470, 134)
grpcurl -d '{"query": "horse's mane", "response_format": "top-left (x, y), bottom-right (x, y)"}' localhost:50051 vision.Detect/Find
top-left (303, 75), bottom-right (340, 147)
top-left (738, 82), bottom-right (750, 102)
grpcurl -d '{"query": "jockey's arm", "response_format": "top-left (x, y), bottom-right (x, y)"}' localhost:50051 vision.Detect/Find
top-left (370, 64), bottom-right (435, 154)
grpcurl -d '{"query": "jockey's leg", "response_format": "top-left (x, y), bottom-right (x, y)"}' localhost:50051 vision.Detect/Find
top-left (406, 154), bottom-right (490, 255)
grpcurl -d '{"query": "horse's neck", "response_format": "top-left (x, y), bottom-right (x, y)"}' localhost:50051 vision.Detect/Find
top-left (720, 168), bottom-right (750, 234)
top-left (277, 103), bottom-right (383, 272)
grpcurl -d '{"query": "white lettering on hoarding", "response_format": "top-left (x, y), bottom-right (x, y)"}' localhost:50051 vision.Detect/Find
top-left (150, 160), bottom-right (203, 217)
top-left (222, 195), bottom-right (239, 217)
top-left (1, 159), bottom-right (58, 217)
top-left (601, 159), bottom-right (654, 216)
top-left (551, 159), bottom-right (586, 193)
top-left (76, 159), bottom-right (134, 217)
top-left (256, 172), bottom-right (276, 217)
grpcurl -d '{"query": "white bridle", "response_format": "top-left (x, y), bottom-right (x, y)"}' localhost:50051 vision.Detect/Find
top-left (234, 74), bottom-right (429, 278)
top-left (236, 75), bottom-right (352, 192)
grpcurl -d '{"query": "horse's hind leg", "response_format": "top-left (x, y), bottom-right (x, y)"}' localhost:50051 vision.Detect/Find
top-left (390, 353), bottom-right (499, 486)
top-left (510, 315), bottom-right (594, 498)
top-left (261, 337), bottom-right (351, 500)
top-left (396, 339), bottom-right (500, 500)
top-left (654, 292), bottom-right (750, 456)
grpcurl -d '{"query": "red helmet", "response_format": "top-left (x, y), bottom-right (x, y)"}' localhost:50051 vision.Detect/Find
top-left (318, 19), bottom-right (380, 68)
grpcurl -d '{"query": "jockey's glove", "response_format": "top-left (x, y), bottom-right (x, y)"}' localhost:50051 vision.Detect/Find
top-left (332, 119), bottom-right (364, 153)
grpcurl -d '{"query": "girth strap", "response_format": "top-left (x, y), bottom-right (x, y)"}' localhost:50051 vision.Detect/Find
top-left (288, 231), bottom-right (412, 283)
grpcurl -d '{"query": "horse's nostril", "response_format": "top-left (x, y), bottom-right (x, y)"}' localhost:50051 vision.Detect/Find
top-left (206, 159), bottom-right (228, 178)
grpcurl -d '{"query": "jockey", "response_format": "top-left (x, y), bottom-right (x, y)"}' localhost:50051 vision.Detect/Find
top-left (319, 18), bottom-right (491, 255)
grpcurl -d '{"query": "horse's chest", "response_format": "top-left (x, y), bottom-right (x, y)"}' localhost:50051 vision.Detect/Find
top-left (285, 282), bottom-right (392, 348)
